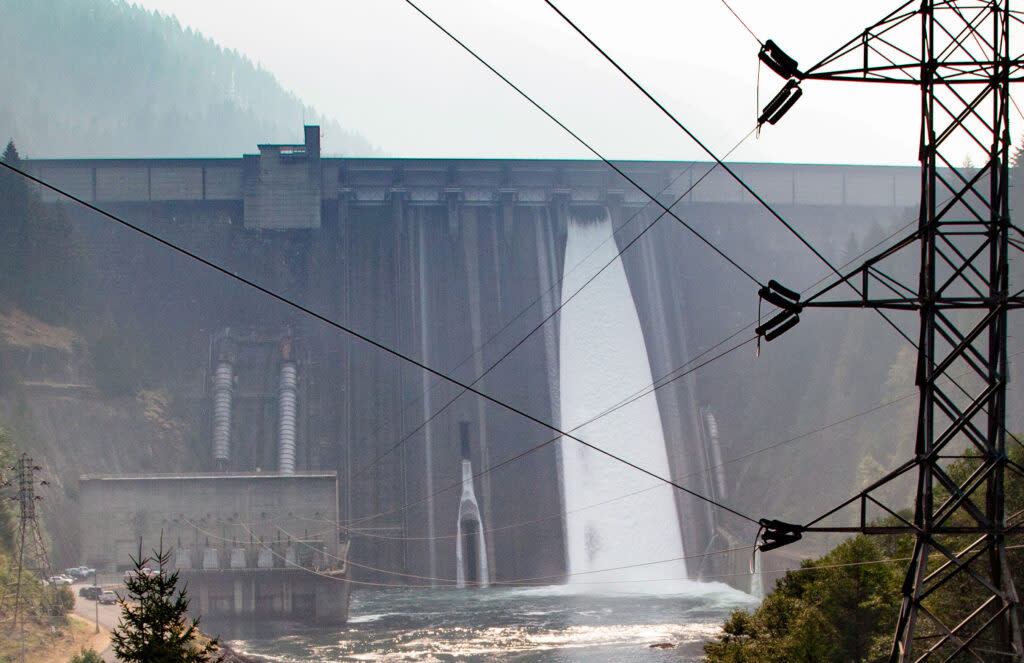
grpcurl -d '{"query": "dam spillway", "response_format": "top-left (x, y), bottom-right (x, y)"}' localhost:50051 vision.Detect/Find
top-left (559, 212), bottom-right (687, 586)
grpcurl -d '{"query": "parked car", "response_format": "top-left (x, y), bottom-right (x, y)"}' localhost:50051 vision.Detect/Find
top-left (98, 591), bottom-right (117, 605)
top-left (78, 585), bottom-right (102, 600)
top-left (49, 575), bottom-right (72, 585)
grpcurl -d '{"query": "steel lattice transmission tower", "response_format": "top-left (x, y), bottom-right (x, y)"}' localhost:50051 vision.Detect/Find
top-left (3, 453), bottom-right (52, 631)
top-left (756, 1), bottom-right (1024, 660)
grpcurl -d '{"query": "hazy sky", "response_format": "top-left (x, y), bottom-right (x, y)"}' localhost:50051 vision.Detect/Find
top-left (131, 0), bottom-right (1019, 164)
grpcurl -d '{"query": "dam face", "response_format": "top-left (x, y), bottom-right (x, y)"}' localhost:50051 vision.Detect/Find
top-left (28, 127), bottom-right (924, 588)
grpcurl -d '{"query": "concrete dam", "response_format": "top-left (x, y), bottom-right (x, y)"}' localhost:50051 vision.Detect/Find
top-left (27, 126), bottom-right (926, 589)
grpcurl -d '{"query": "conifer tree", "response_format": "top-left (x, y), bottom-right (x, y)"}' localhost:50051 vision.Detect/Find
top-left (111, 542), bottom-right (223, 663)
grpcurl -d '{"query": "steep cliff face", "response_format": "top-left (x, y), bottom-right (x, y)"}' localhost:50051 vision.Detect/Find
top-left (0, 308), bottom-right (203, 565)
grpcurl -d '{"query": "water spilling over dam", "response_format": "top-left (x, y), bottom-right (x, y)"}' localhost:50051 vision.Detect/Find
top-left (559, 212), bottom-right (687, 586)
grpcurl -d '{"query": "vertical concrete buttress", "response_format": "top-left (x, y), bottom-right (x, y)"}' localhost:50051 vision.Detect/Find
top-left (460, 207), bottom-right (495, 582)
top-left (417, 215), bottom-right (438, 586)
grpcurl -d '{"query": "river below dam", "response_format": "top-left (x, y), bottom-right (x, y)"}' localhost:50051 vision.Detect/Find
top-left (218, 583), bottom-right (755, 662)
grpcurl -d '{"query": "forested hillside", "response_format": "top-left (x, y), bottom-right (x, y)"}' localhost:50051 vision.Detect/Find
top-left (0, 0), bottom-right (377, 157)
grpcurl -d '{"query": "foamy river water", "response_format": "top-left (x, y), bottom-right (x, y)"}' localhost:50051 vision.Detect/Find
top-left (218, 583), bottom-right (755, 662)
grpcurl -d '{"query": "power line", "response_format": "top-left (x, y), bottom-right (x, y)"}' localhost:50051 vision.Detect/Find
top-left (350, 157), bottom-right (672, 466)
top-left (502, 542), bottom-right (1024, 588)
top-left (718, 0), bottom-right (763, 45)
top-left (402, 0), bottom-right (763, 288)
top-left (349, 129), bottom-right (762, 480)
top-left (354, 128), bottom-right (757, 479)
top-left (342, 335), bottom-right (757, 530)
top-left (398, 0), bottom-right (923, 455)
top-left (0, 160), bottom-right (760, 529)
top-left (540, 0), bottom-right (925, 359)
top-left (227, 517), bottom-right (755, 587)
top-left (336, 340), bottom-right (1024, 546)
top-left (540, 1), bottom-right (928, 360)
top-left (541, 0), bottom-right (842, 281)
top-left (292, 320), bottom-right (762, 538)
top-left (341, 269), bottom-right (950, 533)
top-left (339, 345), bottom-right (1010, 543)
top-left (279, 521), bottom-right (749, 585)
top-left (188, 516), bottom-right (1021, 591)
top-left (205, 387), bottom-right (1022, 591)
top-left (202, 516), bottom-right (746, 589)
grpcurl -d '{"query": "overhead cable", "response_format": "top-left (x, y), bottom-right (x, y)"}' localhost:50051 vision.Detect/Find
top-left (536, 2), bottom-right (926, 353)
top-left (238, 518), bottom-right (755, 587)
top-left (718, 0), bottom-right (763, 45)
top-left (354, 128), bottom-right (758, 479)
top-left (401, 0), bottom-right (763, 288)
top-left (540, 1), bottom-right (925, 350)
top-left (345, 340), bottom-right (1024, 544)
top-left (351, 126), bottom-right (762, 476)
top-left (342, 335), bottom-right (758, 529)
top-left (268, 519), bottom-right (752, 585)
top-left (541, 0), bottom-right (843, 281)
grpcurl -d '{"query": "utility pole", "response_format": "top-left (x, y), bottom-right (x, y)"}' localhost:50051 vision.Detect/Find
top-left (3, 453), bottom-right (53, 663)
top-left (93, 568), bottom-right (98, 634)
top-left (756, 2), bottom-right (1024, 660)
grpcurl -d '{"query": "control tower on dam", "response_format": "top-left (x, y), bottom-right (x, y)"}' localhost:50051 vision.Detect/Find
top-left (29, 126), bottom-right (927, 590)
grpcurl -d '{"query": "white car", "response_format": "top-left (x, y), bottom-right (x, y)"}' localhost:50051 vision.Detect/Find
top-left (49, 575), bottom-right (73, 585)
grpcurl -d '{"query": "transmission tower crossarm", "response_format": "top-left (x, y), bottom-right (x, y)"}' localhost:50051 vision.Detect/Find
top-left (798, 2), bottom-right (1024, 84)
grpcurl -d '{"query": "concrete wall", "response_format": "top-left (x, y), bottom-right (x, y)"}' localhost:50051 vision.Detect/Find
top-left (27, 151), bottom-right (920, 214)
top-left (187, 568), bottom-right (349, 625)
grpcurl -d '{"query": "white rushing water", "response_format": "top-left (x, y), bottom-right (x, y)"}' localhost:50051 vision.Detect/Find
top-left (229, 585), bottom-right (757, 662)
top-left (558, 212), bottom-right (688, 589)
top-left (750, 549), bottom-right (765, 600)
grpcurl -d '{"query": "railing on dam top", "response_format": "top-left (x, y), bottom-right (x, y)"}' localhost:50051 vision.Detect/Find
top-left (25, 157), bottom-right (922, 210)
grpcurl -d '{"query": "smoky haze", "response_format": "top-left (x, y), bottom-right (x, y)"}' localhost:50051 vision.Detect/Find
top-left (1, 1), bottom-right (1024, 661)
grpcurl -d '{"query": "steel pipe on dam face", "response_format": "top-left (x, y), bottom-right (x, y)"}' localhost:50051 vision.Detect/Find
top-left (212, 361), bottom-right (233, 468)
top-left (278, 361), bottom-right (297, 475)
